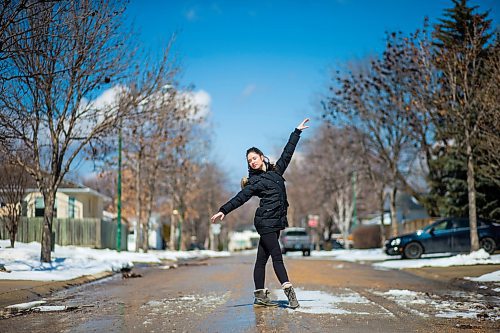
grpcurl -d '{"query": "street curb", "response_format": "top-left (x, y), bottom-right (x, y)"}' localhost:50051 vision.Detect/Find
top-left (0, 271), bottom-right (114, 309)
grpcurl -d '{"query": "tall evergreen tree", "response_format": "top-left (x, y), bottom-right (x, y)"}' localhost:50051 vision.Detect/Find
top-left (427, 0), bottom-right (498, 223)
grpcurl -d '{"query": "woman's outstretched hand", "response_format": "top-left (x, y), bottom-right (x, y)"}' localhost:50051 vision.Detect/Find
top-left (211, 212), bottom-right (225, 223)
top-left (296, 118), bottom-right (310, 131)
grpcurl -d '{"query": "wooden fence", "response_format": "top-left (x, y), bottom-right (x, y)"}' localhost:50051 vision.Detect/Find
top-left (0, 217), bottom-right (127, 250)
top-left (402, 218), bottom-right (437, 234)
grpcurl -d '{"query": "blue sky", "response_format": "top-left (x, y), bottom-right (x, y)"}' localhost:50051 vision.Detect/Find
top-left (123, 0), bottom-right (499, 186)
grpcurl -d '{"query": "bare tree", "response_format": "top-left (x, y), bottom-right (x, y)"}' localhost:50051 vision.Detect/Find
top-left (0, 0), bottom-right (55, 86)
top-left (0, 156), bottom-right (27, 247)
top-left (286, 123), bottom-right (380, 248)
top-left (119, 79), bottom-right (207, 251)
top-left (324, 40), bottom-right (420, 237)
top-left (188, 162), bottom-right (230, 251)
top-left (323, 184), bottom-right (359, 248)
top-left (475, 39), bottom-right (500, 190)
top-left (0, 0), bottom-right (132, 262)
top-left (139, 91), bottom-right (195, 252)
top-left (406, 17), bottom-right (498, 250)
top-left (433, 21), bottom-right (496, 251)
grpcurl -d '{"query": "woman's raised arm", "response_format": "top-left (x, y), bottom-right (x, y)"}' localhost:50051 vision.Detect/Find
top-left (274, 118), bottom-right (310, 175)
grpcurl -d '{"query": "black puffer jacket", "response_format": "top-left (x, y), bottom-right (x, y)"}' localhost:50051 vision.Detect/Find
top-left (219, 128), bottom-right (301, 235)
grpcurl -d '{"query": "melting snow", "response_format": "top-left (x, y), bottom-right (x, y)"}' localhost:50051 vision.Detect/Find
top-left (6, 300), bottom-right (46, 310)
top-left (272, 288), bottom-right (393, 316)
top-left (465, 270), bottom-right (500, 282)
top-left (373, 249), bottom-right (500, 271)
top-left (373, 289), bottom-right (499, 320)
top-left (0, 240), bottom-right (230, 281)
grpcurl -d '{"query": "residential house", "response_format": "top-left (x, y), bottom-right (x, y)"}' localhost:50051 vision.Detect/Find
top-left (24, 185), bottom-right (109, 220)
top-left (0, 168), bottom-right (124, 249)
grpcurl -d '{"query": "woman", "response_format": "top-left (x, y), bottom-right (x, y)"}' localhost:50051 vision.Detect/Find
top-left (211, 118), bottom-right (309, 309)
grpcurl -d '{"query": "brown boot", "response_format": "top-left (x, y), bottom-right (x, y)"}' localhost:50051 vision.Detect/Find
top-left (253, 288), bottom-right (278, 307)
top-left (282, 282), bottom-right (299, 309)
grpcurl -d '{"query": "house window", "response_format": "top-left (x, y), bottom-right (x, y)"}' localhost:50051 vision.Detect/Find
top-left (35, 197), bottom-right (44, 217)
top-left (34, 197), bottom-right (57, 217)
top-left (68, 197), bottom-right (75, 218)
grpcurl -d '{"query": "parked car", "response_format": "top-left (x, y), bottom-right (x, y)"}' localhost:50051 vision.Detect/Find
top-left (280, 227), bottom-right (313, 256)
top-left (385, 217), bottom-right (500, 259)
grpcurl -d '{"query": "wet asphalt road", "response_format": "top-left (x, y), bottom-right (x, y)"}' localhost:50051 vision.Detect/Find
top-left (1, 253), bottom-right (499, 333)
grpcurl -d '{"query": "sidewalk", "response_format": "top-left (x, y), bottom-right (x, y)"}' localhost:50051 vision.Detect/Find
top-left (405, 263), bottom-right (500, 290)
top-left (0, 271), bottom-right (113, 308)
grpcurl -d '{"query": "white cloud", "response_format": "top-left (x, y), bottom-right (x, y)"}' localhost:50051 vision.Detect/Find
top-left (181, 89), bottom-right (212, 120)
top-left (87, 85), bottom-right (125, 111)
top-left (74, 85), bottom-right (126, 138)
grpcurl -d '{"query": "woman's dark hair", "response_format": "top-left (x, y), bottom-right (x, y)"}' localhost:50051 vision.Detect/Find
top-left (246, 147), bottom-right (275, 171)
top-left (246, 147), bottom-right (264, 158)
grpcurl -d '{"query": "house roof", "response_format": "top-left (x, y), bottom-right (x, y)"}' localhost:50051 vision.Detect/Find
top-left (56, 187), bottom-right (111, 200)
top-left (25, 186), bottom-right (111, 201)
top-left (5, 166), bottom-right (111, 201)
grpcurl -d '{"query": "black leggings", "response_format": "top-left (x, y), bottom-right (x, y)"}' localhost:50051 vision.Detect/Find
top-left (253, 231), bottom-right (289, 290)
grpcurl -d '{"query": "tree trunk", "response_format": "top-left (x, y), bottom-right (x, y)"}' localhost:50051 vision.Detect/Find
top-left (207, 205), bottom-right (214, 250)
top-left (379, 188), bottom-right (386, 247)
top-left (466, 137), bottom-right (479, 252)
top-left (6, 215), bottom-right (17, 248)
top-left (40, 191), bottom-right (56, 262)
top-left (169, 213), bottom-right (176, 251)
top-left (142, 219), bottom-right (149, 253)
top-left (9, 225), bottom-right (15, 248)
top-left (389, 187), bottom-right (398, 237)
top-left (142, 197), bottom-right (153, 253)
top-left (180, 212), bottom-right (187, 251)
top-left (209, 228), bottom-right (215, 251)
top-left (135, 153), bottom-right (142, 252)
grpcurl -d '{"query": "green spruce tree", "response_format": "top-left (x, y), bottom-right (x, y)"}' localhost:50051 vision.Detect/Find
top-left (427, 0), bottom-right (498, 221)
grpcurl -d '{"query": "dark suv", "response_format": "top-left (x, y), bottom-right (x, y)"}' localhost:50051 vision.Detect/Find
top-left (280, 227), bottom-right (313, 256)
top-left (385, 217), bottom-right (500, 259)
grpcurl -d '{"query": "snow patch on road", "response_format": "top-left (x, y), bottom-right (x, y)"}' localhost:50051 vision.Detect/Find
top-left (140, 291), bottom-right (231, 326)
top-left (373, 289), bottom-right (500, 320)
top-left (6, 300), bottom-right (46, 310)
top-left (272, 288), bottom-right (393, 316)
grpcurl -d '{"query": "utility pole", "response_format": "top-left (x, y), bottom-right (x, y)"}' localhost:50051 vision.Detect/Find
top-left (352, 171), bottom-right (357, 228)
top-left (117, 125), bottom-right (122, 252)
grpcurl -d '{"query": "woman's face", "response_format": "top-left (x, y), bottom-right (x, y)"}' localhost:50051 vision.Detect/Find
top-left (247, 152), bottom-right (264, 170)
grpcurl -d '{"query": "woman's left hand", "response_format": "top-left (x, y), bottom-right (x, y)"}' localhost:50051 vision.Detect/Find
top-left (296, 118), bottom-right (310, 131)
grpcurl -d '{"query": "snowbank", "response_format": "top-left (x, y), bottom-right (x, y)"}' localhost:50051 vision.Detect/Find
top-left (314, 248), bottom-right (393, 262)
top-left (0, 240), bottom-right (230, 281)
top-left (465, 270), bottom-right (500, 282)
top-left (372, 249), bottom-right (500, 269)
top-left (284, 248), bottom-right (393, 261)
top-left (295, 248), bottom-right (500, 282)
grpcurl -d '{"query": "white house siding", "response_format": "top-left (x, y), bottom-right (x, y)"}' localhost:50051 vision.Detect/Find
top-left (24, 192), bottom-right (84, 219)
top-left (68, 193), bottom-right (103, 219)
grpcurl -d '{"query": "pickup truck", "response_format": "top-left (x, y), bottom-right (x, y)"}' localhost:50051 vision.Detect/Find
top-left (280, 227), bottom-right (312, 256)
